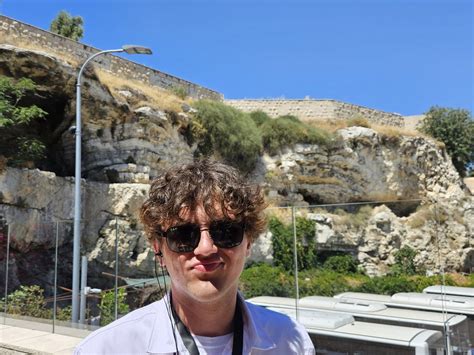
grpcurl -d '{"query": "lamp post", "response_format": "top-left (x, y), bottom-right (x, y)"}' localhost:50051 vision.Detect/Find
top-left (72, 45), bottom-right (152, 324)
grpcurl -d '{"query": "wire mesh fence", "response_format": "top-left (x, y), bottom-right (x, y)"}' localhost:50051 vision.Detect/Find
top-left (0, 200), bottom-right (472, 352)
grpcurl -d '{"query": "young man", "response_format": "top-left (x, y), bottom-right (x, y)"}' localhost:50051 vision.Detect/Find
top-left (74, 160), bottom-right (314, 354)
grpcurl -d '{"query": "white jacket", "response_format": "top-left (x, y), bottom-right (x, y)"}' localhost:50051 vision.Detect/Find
top-left (74, 295), bottom-right (315, 354)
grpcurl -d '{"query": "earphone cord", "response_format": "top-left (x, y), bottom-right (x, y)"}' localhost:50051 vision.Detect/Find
top-left (154, 258), bottom-right (180, 354)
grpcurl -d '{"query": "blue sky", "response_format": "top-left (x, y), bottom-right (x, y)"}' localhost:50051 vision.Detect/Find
top-left (3, 0), bottom-right (472, 115)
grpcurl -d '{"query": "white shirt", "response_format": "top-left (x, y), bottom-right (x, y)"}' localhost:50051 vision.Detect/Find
top-left (74, 295), bottom-right (315, 354)
top-left (194, 333), bottom-right (232, 355)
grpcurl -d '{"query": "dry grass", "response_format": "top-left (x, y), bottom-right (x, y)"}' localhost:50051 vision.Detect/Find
top-left (1, 37), bottom-right (80, 66)
top-left (95, 70), bottom-right (192, 113)
top-left (406, 204), bottom-right (462, 228)
top-left (448, 273), bottom-right (473, 286)
top-left (366, 191), bottom-right (402, 203)
top-left (2, 40), bottom-right (191, 113)
top-left (265, 206), bottom-right (312, 225)
top-left (296, 175), bottom-right (343, 186)
top-left (0, 155), bottom-right (7, 174)
top-left (347, 116), bottom-right (370, 128)
top-left (371, 124), bottom-right (426, 139)
top-left (334, 205), bottom-right (373, 228)
top-left (308, 117), bottom-right (432, 142)
top-left (307, 119), bottom-right (349, 133)
top-left (265, 206), bottom-right (294, 225)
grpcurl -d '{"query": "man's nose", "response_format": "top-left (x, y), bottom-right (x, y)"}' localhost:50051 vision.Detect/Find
top-left (193, 229), bottom-right (218, 256)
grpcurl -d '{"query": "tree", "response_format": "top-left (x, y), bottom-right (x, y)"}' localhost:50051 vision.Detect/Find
top-left (0, 75), bottom-right (47, 166)
top-left (50, 10), bottom-right (84, 41)
top-left (419, 106), bottom-right (474, 176)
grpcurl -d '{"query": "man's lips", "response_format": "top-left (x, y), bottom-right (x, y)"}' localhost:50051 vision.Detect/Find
top-left (192, 261), bottom-right (223, 272)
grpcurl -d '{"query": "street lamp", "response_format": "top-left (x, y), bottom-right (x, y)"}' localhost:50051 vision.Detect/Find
top-left (72, 45), bottom-right (152, 324)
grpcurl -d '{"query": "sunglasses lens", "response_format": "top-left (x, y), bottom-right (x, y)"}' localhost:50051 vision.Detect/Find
top-left (165, 224), bottom-right (199, 253)
top-left (210, 221), bottom-right (245, 248)
top-left (164, 221), bottom-right (245, 253)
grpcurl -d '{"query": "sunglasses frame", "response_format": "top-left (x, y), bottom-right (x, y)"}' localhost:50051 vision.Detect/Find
top-left (161, 220), bottom-right (246, 253)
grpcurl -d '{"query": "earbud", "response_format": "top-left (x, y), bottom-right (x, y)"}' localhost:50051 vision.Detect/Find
top-left (155, 251), bottom-right (163, 257)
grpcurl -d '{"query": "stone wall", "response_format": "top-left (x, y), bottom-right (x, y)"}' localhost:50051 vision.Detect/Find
top-left (0, 15), bottom-right (222, 101)
top-left (225, 99), bottom-right (404, 127)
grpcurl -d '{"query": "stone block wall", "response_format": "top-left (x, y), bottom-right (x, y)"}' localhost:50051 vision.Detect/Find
top-left (0, 15), bottom-right (222, 101)
top-left (225, 99), bottom-right (404, 127)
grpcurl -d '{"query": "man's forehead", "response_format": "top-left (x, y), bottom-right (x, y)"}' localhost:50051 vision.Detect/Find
top-left (177, 203), bottom-right (225, 221)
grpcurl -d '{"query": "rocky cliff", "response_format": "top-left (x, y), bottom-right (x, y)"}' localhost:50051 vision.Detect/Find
top-left (0, 44), bottom-right (472, 296)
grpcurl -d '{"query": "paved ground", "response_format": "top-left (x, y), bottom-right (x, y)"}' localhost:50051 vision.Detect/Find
top-left (0, 317), bottom-right (91, 355)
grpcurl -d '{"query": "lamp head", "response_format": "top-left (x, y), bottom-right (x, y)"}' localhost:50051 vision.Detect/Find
top-left (122, 45), bottom-right (152, 55)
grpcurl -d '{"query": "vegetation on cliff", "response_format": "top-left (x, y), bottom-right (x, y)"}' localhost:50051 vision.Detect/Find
top-left (189, 100), bottom-right (262, 173)
top-left (419, 106), bottom-right (474, 176)
top-left (0, 75), bottom-right (47, 167)
top-left (189, 101), bottom-right (333, 173)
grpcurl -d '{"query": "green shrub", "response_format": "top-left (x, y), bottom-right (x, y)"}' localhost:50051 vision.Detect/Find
top-left (249, 110), bottom-right (272, 127)
top-left (391, 245), bottom-right (419, 276)
top-left (270, 216), bottom-right (318, 272)
top-left (240, 264), bottom-right (294, 298)
top-left (1, 285), bottom-right (51, 318)
top-left (260, 115), bottom-right (331, 155)
top-left (355, 275), bottom-right (418, 295)
top-left (468, 273), bottom-right (474, 287)
top-left (323, 255), bottom-right (358, 274)
top-left (56, 305), bottom-right (72, 321)
top-left (13, 137), bottom-right (46, 165)
top-left (299, 269), bottom-right (351, 297)
top-left (0, 75), bottom-right (47, 166)
top-left (171, 86), bottom-right (188, 100)
top-left (419, 106), bottom-right (474, 176)
top-left (98, 288), bottom-right (130, 326)
top-left (408, 274), bottom-right (456, 292)
top-left (190, 100), bottom-right (262, 173)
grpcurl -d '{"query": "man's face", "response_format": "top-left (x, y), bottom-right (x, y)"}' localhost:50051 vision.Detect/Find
top-left (158, 204), bottom-right (251, 304)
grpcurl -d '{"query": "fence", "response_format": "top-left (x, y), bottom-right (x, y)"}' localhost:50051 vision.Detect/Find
top-left (0, 200), bottom-right (471, 347)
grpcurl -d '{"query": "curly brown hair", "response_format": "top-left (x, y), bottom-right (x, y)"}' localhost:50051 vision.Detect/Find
top-left (140, 159), bottom-right (267, 244)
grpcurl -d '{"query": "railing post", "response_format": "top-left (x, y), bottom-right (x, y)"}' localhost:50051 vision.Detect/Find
top-left (4, 224), bottom-right (11, 317)
top-left (53, 221), bottom-right (59, 333)
top-left (114, 217), bottom-right (119, 320)
top-left (80, 256), bottom-right (88, 325)
top-left (292, 206), bottom-right (299, 321)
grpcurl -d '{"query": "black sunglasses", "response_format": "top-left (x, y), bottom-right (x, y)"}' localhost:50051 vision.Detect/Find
top-left (161, 220), bottom-right (245, 253)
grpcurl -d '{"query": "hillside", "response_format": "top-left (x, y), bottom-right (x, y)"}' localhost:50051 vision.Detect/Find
top-left (0, 43), bottom-right (472, 296)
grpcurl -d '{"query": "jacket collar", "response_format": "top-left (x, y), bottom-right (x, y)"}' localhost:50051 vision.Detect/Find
top-left (147, 295), bottom-right (188, 354)
top-left (240, 293), bottom-right (276, 352)
top-left (146, 293), bottom-right (276, 354)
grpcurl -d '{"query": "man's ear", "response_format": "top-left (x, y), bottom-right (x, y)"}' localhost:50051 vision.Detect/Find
top-left (153, 239), bottom-right (162, 257)
top-left (245, 239), bottom-right (252, 257)
top-left (152, 239), bottom-right (166, 267)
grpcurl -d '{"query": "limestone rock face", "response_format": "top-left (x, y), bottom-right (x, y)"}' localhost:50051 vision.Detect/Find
top-left (264, 127), bottom-right (463, 205)
top-left (262, 128), bottom-right (473, 275)
top-left (0, 45), bottom-right (472, 287)
top-left (0, 168), bottom-right (152, 294)
top-left (0, 44), bottom-right (194, 180)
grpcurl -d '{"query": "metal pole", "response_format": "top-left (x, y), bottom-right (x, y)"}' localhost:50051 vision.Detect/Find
top-left (3, 224), bottom-right (11, 316)
top-left (72, 77), bottom-right (82, 324)
top-left (53, 221), bottom-right (59, 333)
top-left (114, 217), bottom-right (119, 320)
top-left (292, 207), bottom-right (299, 321)
top-left (72, 48), bottom-right (126, 323)
top-left (79, 256), bottom-right (88, 325)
